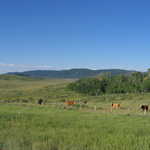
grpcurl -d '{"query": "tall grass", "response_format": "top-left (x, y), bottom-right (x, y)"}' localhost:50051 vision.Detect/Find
top-left (1, 104), bottom-right (150, 150)
top-left (1, 77), bottom-right (150, 149)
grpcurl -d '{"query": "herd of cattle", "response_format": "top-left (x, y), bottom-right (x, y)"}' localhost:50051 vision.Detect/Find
top-left (37, 99), bottom-right (149, 112)
top-left (112, 103), bottom-right (149, 112)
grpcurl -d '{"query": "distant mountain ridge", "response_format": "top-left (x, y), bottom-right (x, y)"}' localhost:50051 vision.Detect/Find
top-left (7, 68), bottom-right (136, 79)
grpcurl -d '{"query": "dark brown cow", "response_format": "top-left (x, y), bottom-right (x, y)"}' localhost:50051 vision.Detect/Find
top-left (38, 99), bottom-right (43, 105)
top-left (141, 105), bottom-right (149, 112)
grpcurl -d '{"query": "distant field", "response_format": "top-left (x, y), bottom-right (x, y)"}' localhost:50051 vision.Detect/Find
top-left (0, 78), bottom-right (79, 102)
top-left (1, 77), bottom-right (150, 104)
top-left (1, 104), bottom-right (150, 150)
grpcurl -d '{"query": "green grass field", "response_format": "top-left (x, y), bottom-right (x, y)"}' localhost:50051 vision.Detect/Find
top-left (0, 77), bottom-right (79, 103)
top-left (1, 104), bottom-right (150, 150)
top-left (1, 76), bottom-right (150, 104)
top-left (1, 77), bottom-right (150, 150)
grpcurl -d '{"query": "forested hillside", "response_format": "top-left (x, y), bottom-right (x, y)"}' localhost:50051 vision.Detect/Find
top-left (7, 68), bottom-right (134, 79)
top-left (68, 70), bottom-right (150, 96)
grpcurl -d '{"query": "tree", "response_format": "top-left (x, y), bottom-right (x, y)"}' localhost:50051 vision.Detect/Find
top-left (143, 79), bottom-right (150, 92)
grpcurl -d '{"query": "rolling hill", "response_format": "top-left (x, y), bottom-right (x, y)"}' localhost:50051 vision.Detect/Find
top-left (7, 68), bottom-right (135, 79)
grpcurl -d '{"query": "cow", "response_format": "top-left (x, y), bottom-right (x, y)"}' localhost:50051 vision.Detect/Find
top-left (112, 103), bottom-right (121, 109)
top-left (38, 99), bottom-right (44, 105)
top-left (65, 101), bottom-right (77, 106)
top-left (141, 105), bottom-right (149, 112)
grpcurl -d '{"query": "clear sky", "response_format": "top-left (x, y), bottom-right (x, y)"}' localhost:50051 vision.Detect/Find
top-left (0, 0), bottom-right (150, 73)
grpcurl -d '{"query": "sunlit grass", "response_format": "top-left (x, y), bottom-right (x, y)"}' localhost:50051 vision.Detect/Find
top-left (0, 104), bottom-right (150, 150)
top-left (1, 78), bottom-right (150, 149)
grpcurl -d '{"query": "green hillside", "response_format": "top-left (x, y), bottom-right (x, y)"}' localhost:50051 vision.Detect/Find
top-left (0, 74), bottom-right (39, 81)
top-left (0, 75), bottom-right (78, 103)
top-left (1, 74), bottom-right (150, 104)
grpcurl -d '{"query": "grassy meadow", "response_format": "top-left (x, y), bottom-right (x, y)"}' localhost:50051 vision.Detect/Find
top-left (1, 76), bottom-right (150, 149)
top-left (0, 77), bottom-right (78, 103)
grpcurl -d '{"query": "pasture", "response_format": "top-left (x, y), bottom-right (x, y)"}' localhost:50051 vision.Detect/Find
top-left (1, 103), bottom-right (150, 150)
top-left (1, 76), bottom-right (150, 104)
top-left (1, 77), bottom-right (150, 149)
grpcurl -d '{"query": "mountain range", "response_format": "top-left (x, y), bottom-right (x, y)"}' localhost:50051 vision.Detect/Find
top-left (7, 68), bottom-right (135, 79)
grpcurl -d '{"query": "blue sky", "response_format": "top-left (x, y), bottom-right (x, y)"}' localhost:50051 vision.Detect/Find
top-left (0, 0), bottom-right (150, 73)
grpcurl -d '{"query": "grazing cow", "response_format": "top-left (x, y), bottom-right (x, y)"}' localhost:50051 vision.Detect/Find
top-left (38, 99), bottom-right (43, 105)
top-left (141, 105), bottom-right (149, 112)
top-left (112, 103), bottom-right (121, 109)
top-left (65, 101), bottom-right (77, 106)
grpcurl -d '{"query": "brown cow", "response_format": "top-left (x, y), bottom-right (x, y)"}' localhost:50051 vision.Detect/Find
top-left (112, 103), bottom-right (121, 109)
top-left (65, 101), bottom-right (77, 106)
top-left (141, 105), bottom-right (149, 112)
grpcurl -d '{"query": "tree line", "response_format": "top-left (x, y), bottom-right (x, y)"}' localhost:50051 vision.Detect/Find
top-left (68, 70), bottom-right (150, 96)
